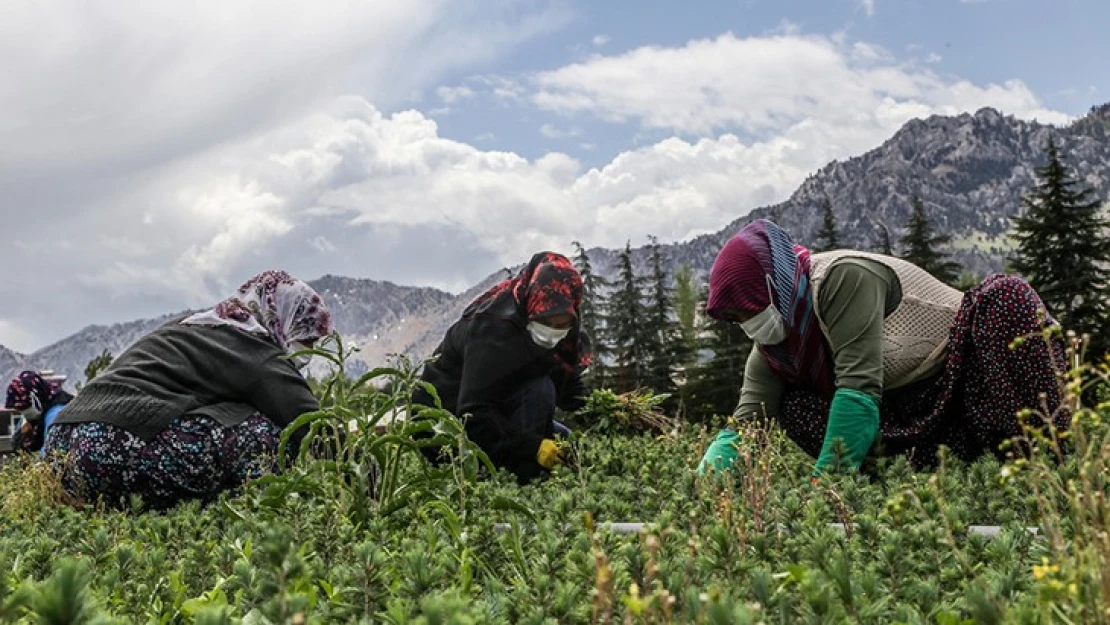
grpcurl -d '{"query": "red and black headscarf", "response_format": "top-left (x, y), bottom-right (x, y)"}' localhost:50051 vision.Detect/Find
top-left (5, 371), bottom-right (64, 413)
top-left (706, 219), bottom-right (836, 397)
top-left (463, 251), bottom-right (591, 374)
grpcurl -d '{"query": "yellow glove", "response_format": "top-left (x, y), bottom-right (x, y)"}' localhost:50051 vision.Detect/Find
top-left (536, 438), bottom-right (564, 470)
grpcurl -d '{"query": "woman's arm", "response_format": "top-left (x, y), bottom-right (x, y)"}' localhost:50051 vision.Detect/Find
top-left (811, 259), bottom-right (894, 475)
top-left (733, 346), bottom-right (786, 422)
top-left (555, 370), bottom-right (589, 413)
top-left (697, 347), bottom-right (785, 475)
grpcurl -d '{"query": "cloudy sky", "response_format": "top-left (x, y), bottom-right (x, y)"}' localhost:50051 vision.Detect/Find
top-left (2, 0), bottom-right (1106, 352)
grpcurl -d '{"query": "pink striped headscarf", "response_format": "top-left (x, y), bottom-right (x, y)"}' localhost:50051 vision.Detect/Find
top-left (707, 219), bottom-right (835, 397)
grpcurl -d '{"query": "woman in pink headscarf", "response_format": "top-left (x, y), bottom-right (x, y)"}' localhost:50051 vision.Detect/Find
top-left (46, 270), bottom-right (334, 510)
top-left (697, 219), bottom-right (1067, 479)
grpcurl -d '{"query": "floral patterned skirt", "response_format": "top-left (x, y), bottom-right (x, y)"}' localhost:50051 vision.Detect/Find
top-left (43, 414), bottom-right (282, 510)
top-left (774, 274), bottom-right (1068, 469)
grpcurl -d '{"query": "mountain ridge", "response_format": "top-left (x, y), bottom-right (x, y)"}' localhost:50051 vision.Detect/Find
top-left (4, 102), bottom-right (1109, 388)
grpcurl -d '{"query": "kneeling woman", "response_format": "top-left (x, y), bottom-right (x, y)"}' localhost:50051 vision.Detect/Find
top-left (45, 270), bottom-right (333, 510)
top-left (413, 252), bottom-right (591, 484)
top-left (698, 219), bottom-right (1067, 477)
top-left (5, 371), bottom-right (74, 455)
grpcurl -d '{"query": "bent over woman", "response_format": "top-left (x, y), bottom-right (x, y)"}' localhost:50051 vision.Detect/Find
top-left (5, 371), bottom-right (74, 455)
top-left (45, 270), bottom-right (333, 510)
top-left (413, 252), bottom-right (592, 484)
top-left (697, 219), bottom-right (1067, 477)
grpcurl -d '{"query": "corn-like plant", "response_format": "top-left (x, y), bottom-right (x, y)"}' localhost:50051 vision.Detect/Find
top-left (235, 332), bottom-right (526, 526)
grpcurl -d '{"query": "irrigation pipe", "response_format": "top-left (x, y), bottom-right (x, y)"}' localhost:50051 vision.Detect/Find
top-left (492, 522), bottom-right (1039, 539)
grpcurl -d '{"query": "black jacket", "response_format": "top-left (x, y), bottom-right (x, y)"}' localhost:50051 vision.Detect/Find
top-left (412, 308), bottom-right (588, 481)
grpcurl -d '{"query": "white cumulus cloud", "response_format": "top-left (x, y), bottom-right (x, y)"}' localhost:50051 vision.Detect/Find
top-left (0, 19), bottom-right (1072, 352)
top-left (531, 31), bottom-right (1070, 139)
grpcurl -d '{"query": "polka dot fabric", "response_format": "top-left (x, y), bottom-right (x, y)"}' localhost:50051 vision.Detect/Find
top-left (44, 414), bottom-right (283, 510)
top-left (774, 275), bottom-right (1067, 468)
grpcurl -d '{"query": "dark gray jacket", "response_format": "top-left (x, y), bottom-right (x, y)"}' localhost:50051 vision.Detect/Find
top-left (54, 317), bottom-right (319, 442)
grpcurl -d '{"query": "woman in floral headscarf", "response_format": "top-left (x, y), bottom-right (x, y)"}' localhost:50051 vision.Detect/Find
top-left (5, 370), bottom-right (74, 455)
top-left (46, 270), bottom-right (334, 510)
top-left (696, 219), bottom-right (1067, 479)
top-left (413, 251), bottom-right (592, 484)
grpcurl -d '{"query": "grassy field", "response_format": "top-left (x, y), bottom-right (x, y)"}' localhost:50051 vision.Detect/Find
top-left (0, 336), bottom-right (1107, 624)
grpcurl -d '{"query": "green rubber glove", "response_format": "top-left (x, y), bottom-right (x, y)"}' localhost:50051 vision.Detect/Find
top-left (697, 429), bottom-right (741, 475)
top-left (813, 388), bottom-right (880, 477)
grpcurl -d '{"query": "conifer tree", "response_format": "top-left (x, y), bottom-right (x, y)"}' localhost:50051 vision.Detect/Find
top-left (669, 263), bottom-right (699, 412)
top-left (1010, 138), bottom-right (1110, 353)
top-left (607, 241), bottom-right (648, 391)
top-left (766, 206), bottom-right (782, 224)
top-left (814, 197), bottom-right (841, 252)
top-left (77, 349), bottom-right (113, 391)
top-left (875, 222), bottom-right (894, 256)
top-left (672, 263), bottom-right (699, 367)
top-left (899, 195), bottom-right (962, 285)
top-left (642, 236), bottom-right (678, 396)
top-left (683, 286), bottom-right (753, 421)
top-left (572, 241), bottom-right (611, 387)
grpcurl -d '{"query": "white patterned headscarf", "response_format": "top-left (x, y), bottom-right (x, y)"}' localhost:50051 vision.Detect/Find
top-left (181, 270), bottom-right (334, 352)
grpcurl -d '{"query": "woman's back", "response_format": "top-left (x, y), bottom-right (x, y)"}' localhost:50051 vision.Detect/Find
top-left (56, 318), bottom-right (317, 441)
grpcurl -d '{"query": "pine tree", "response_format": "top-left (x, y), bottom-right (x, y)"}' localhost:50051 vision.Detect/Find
top-left (814, 197), bottom-right (841, 252)
top-left (669, 263), bottom-right (699, 414)
top-left (572, 241), bottom-right (611, 387)
top-left (672, 263), bottom-right (699, 367)
top-left (875, 222), bottom-right (894, 256)
top-left (607, 241), bottom-right (648, 392)
top-left (683, 285), bottom-right (753, 421)
top-left (1010, 138), bottom-right (1110, 353)
top-left (766, 206), bottom-right (782, 224)
top-left (76, 349), bottom-right (114, 392)
top-left (642, 236), bottom-right (678, 397)
top-left (899, 195), bottom-right (962, 285)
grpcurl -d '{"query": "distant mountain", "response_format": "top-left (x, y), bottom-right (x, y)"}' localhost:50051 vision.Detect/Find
top-left (1, 277), bottom-right (455, 390)
top-left (7, 103), bottom-right (1110, 385)
top-left (0, 346), bottom-right (26, 381)
top-left (585, 104), bottom-right (1110, 282)
top-left (16, 312), bottom-right (199, 391)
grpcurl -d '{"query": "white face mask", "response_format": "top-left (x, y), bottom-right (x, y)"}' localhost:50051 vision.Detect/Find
top-left (740, 306), bottom-right (788, 345)
top-left (739, 274), bottom-right (788, 345)
top-left (527, 322), bottom-right (570, 349)
top-left (288, 341), bottom-right (312, 370)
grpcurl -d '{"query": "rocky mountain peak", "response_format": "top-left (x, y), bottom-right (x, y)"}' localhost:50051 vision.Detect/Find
top-left (4, 103), bottom-right (1110, 383)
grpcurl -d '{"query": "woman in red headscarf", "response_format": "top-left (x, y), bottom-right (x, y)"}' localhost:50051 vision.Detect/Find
top-left (413, 251), bottom-right (592, 483)
top-left (697, 219), bottom-right (1067, 479)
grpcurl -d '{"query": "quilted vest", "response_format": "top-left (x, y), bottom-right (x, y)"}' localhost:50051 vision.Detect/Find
top-left (809, 250), bottom-right (964, 390)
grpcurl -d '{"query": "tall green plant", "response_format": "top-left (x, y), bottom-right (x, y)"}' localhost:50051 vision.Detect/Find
top-left (234, 333), bottom-right (528, 527)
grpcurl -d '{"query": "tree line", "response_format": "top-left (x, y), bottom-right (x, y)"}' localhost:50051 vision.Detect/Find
top-left (574, 138), bottom-right (1110, 422)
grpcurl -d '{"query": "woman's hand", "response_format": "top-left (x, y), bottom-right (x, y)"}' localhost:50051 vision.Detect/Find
top-left (813, 388), bottom-right (879, 476)
top-left (537, 438), bottom-right (564, 469)
top-left (696, 429), bottom-right (741, 475)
